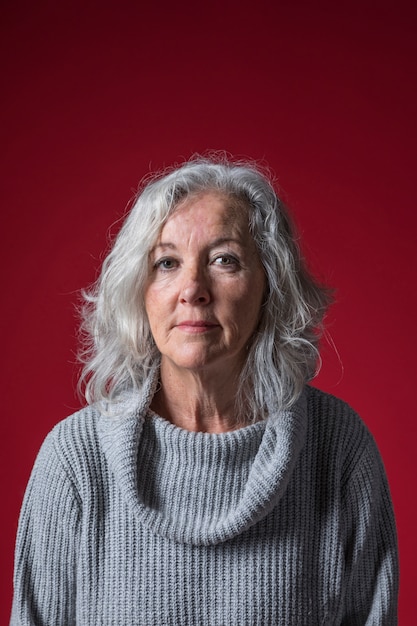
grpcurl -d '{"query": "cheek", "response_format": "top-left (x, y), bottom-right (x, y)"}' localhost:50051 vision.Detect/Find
top-left (145, 283), bottom-right (169, 313)
top-left (238, 302), bottom-right (262, 334)
top-left (144, 288), bottom-right (163, 330)
top-left (145, 284), bottom-right (179, 342)
top-left (238, 280), bottom-right (265, 329)
top-left (226, 287), bottom-right (263, 332)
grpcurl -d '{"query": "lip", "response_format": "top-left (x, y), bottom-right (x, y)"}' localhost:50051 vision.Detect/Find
top-left (176, 320), bottom-right (220, 333)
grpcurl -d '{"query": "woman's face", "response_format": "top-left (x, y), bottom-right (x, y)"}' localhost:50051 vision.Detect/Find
top-left (145, 192), bottom-right (266, 377)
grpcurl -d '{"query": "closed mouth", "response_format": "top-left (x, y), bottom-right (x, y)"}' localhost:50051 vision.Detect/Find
top-left (176, 320), bottom-right (220, 332)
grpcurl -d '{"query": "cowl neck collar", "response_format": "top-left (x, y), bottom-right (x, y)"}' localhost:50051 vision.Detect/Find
top-left (98, 371), bottom-right (308, 546)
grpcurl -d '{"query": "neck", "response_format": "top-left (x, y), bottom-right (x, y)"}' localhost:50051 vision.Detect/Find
top-left (150, 359), bottom-right (243, 433)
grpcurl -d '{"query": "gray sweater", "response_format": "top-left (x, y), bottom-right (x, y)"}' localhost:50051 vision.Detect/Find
top-left (11, 382), bottom-right (398, 625)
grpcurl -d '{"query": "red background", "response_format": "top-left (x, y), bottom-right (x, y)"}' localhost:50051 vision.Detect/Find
top-left (1, 0), bottom-right (416, 621)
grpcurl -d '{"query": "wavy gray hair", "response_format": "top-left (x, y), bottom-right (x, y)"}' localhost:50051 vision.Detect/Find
top-left (79, 155), bottom-right (332, 422)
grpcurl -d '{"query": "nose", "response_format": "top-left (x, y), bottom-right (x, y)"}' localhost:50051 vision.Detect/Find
top-left (179, 266), bottom-right (211, 305)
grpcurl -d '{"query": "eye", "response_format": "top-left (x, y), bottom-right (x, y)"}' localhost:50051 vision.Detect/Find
top-left (212, 254), bottom-right (239, 268)
top-left (154, 257), bottom-right (178, 271)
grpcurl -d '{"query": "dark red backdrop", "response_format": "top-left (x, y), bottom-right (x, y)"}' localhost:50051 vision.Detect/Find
top-left (2, 0), bottom-right (416, 622)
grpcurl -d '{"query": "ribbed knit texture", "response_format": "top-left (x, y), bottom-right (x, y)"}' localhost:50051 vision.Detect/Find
top-left (11, 383), bottom-right (398, 625)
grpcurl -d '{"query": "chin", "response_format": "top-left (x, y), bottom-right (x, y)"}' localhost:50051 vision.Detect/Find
top-left (162, 348), bottom-right (243, 376)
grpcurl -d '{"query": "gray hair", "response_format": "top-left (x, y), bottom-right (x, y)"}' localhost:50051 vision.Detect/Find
top-left (79, 155), bottom-right (332, 422)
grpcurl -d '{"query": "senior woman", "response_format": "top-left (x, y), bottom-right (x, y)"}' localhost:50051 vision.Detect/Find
top-left (11, 156), bottom-right (398, 625)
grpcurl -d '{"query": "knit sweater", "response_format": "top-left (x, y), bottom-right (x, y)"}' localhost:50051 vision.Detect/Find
top-left (11, 380), bottom-right (398, 625)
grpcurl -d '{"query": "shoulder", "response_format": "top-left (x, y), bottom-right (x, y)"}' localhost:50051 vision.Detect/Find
top-left (32, 398), bottom-right (144, 494)
top-left (307, 384), bottom-right (362, 421)
top-left (305, 385), bottom-right (383, 481)
top-left (306, 385), bottom-right (373, 442)
top-left (43, 404), bottom-right (102, 453)
top-left (31, 405), bottom-right (105, 494)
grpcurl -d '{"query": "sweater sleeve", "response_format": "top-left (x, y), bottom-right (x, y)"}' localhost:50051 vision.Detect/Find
top-left (10, 429), bottom-right (81, 626)
top-left (341, 430), bottom-right (399, 625)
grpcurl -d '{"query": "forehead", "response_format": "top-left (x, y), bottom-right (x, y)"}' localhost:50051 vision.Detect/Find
top-left (160, 192), bottom-right (251, 239)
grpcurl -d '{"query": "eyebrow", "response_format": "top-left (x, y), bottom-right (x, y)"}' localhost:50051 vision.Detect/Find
top-left (150, 237), bottom-right (244, 254)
